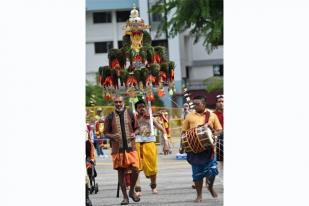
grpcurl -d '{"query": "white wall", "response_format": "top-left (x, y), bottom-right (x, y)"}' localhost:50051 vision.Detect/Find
top-left (86, 43), bottom-right (109, 73)
top-left (190, 65), bottom-right (214, 80)
top-left (139, 0), bottom-right (149, 25)
top-left (86, 11), bottom-right (115, 79)
top-left (86, 73), bottom-right (97, 85)
top-left (116, 22), bottom-right (127, 42)
top-left (179, 34), bottom-right (188, 78)
top-left (192, 39), bottom-right (223, 61)
top-left (86, 12), bottom-right (114, 41)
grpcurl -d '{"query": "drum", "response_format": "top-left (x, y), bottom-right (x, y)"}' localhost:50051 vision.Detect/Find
top-left (181, 124), bottom-right (215, 153)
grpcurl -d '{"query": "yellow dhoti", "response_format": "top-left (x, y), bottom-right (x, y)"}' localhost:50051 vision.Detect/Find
top-left (136, 142), bottom-right (157, 177)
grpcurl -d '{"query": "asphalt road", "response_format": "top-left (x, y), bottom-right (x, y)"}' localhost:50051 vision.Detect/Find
top-left (88, 143), bottom-right (223, 206)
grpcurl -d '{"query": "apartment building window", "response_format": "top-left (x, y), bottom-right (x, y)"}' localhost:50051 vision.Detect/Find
top-left (152, 39), bottom-right (168, 48)
top-left (118, 41), bottom-right (123, 48)
top-left (93, 12), bottom-right (112, 23)
top-left (152, 13), bottom-right (162, 22)
top-left (116, 10), bottom-right (130, 22)
top-left (213, 64), bottom-right (223, 76)
top-left (94, 41), bottom-right (113, 53)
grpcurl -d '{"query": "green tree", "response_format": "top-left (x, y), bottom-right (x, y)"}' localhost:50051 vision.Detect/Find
top-left (150, 0), bottom-right (223, 53)
top-left (204, 76), bottom-right (223, 92)
top-left (86, 81), bottom-right (113, 107)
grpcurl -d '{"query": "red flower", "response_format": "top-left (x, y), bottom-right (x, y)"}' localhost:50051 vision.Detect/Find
top-left (153, 54), bottom-right (161, 64)
top-left (146, 95), bottom-right (154, 102)
top-left (103, 76), bottom-right (113, 86)
top-left (159, 71), bottom-right (167, 81)
top-left (170, 69), bottom-right (174, 80)
top-left (157, 89), bottom-right (165, 97)
top-left (146, 75), bottom-right (156, 84)
top-left (126, 76), bottom-right (138, 86)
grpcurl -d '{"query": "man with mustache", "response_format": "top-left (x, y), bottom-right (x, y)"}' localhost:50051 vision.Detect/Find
top-left (104, 95), bottom-right (140, 205)
top-left (134, 99), bottom-right (170, 196)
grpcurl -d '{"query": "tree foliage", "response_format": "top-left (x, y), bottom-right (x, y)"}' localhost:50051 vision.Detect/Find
top-left (204, 76), bottom-right (223, 92)
top-left (150, 0), bottom-right (223, 53)
top-left (86, 81), bottom-right (113, 107)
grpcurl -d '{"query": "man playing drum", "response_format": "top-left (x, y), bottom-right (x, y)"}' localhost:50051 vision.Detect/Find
top-left (134, 99), bottom-right (170, 195)
top-left (182, 96), bottom-right (222, 202)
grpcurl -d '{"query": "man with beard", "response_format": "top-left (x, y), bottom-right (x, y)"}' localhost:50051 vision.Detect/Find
top-left (182, 96), bottom-right (222, 202)
top-left (104, 95), bottom-right (140, 205)
top-left (133, 99), bottom-right (170, 195)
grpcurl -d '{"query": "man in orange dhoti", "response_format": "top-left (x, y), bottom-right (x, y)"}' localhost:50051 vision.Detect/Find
top-left (104, 95), bottom-right (141, 205)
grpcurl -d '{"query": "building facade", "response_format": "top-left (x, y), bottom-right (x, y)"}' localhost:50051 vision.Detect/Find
top-left (86, 0), bottom-right (223, 108)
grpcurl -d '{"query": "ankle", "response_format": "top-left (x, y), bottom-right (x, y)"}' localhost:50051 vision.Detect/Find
top-left (150, 183), bottom-right (157, 189)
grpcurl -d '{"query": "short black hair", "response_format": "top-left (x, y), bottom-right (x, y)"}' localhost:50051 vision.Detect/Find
top-left (135, 99), bottom-right (146, 109)
top-left (193, 96), bottom-right (206, 104)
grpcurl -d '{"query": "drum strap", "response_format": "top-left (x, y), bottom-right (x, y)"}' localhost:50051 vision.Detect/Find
top-left (204, 111), bottom-right (210, 124)
top-left (205, 111), bottom-right (215, 133)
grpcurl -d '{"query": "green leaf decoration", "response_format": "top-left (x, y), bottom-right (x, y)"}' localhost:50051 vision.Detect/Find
top-left (139, 46), bottom-right (147, 60)
top-left (154, 46), bottom-right (167, 62)
top-left (145, 46), bottom-right (154, 62)
top-left (121, 69), bottom-right (129, 82)
top-left (142, 31), bottom-right (152, 46)
top-left (98, 66), bottom-right (104, 76)
top-left (129, 48), bottom-right (136, 63)
top-left (129, 97), bottom-right (139, 103)
top-left (108, 49), bottom-right (126, 67)
top-left (134, 69), bottom-right (142, 82)
top-left (168, 61), bottom-right (175, 70)
top-left (141, 67), bottom-right (149, 83)
top-left (122, 34), bottom-right (131, 50)
top-left (149, 63), bottom-right (160, 77)
top-left (168, 61), bottom-right (175, 78)
top-left (102, 66), bottom-right (111, 78)
top-left (160, 62), bottom-right (169, 73)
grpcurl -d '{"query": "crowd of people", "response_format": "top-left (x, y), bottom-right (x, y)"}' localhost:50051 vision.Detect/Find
top-left (85, 94), bottom-right (224, 205)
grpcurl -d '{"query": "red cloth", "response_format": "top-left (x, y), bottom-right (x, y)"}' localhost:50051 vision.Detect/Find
top-left (213, 111), bottom-right (224, 129)
top-left (125, 173), bottom-right (131, 186)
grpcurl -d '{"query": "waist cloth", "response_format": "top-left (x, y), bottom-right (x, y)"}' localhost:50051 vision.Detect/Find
top-left (187, 149), bottom-right (219, 181)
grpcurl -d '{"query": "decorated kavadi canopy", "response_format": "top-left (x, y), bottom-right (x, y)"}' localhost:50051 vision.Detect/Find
top-left (98, 5), bottom-right (176, 103)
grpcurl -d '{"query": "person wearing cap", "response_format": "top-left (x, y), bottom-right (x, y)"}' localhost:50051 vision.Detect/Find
top-left (133, 99), bottom-right (170, 196)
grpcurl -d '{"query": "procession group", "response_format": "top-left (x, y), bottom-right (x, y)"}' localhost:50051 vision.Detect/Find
top-left (86, 94), bottom-right (224, 205)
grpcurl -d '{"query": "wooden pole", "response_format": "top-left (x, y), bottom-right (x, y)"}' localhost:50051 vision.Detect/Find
top-left (148, 100), bottom-right (154, 136)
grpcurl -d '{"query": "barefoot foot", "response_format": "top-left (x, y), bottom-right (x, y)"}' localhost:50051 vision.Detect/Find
top-left (136, 191), bottom-right (142, 197)
top-left (194, 196), bottom-right (202, 202)
top-left (152, 188), bottom-right (158, 194)
top-left (207, 185), bottom-right (218, 198)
